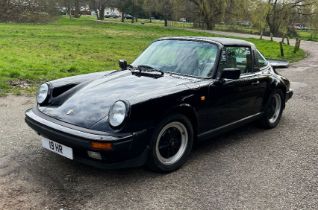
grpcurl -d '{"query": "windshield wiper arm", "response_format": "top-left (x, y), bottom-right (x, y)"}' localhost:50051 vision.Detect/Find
top-left (127, 64), bottom-right (135, 70)
top-left (136, 65), bottom-right (164, 76)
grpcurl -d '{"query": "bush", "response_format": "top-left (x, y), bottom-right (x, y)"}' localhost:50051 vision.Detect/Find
top-left (0, 1), bottom-right (56, 23)
top-left (18, 12), bottom-right (53, 23)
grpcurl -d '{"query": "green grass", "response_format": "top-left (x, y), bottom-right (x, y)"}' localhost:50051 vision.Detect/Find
top-left (215, 24), bottom-right (260, 35)
top-left (0, 16), bottom-right (305, 95)
top-left (297, 30), bottom-right (318, 42)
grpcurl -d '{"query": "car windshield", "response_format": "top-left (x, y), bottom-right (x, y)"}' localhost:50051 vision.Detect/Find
top-left (131, 40), bottom-right (219, 78)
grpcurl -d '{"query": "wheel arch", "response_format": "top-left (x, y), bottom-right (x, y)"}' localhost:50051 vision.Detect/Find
top-left (274, 81), bottom-right (287, 109)
top-left (161, 103), bottom-right (199, 140)
top-left (263, 79), bottom-right (287, 111)
top-left (263, 89), bottom-right (285, 112)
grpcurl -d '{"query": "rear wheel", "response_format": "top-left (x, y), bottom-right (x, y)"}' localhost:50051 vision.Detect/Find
top-left (147, 114), bottom-right (193, 172)
top-left (259, 90), bottom-right (284, 129)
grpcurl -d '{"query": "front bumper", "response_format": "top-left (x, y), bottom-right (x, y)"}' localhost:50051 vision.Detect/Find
top-left (25, 108), bottom-right (150, 169)
top-left (286, 89), bottom-right (294, 102)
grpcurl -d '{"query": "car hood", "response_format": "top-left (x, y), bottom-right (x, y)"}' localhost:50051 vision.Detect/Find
top-left (39, 70), bottom-right (201, 129)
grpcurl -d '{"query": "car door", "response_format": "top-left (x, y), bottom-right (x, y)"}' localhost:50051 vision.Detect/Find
top-left (205, 46), bottom-right (261, 130)
top-left (251, 49), bottom-right (271, 113)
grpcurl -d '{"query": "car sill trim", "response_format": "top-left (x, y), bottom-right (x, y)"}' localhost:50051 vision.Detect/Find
top-left (198, 112), bottom-right (262, 139)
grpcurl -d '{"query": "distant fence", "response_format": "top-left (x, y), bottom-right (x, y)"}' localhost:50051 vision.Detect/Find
top-left (168, 21), bottom-right (193, 28)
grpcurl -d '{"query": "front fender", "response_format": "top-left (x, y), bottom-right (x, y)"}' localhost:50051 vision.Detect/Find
top-left (123, 90), bottom-right (199, 133)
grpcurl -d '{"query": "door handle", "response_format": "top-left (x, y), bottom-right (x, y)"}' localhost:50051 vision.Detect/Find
top-left (251, 81), bottom-right (260, 86)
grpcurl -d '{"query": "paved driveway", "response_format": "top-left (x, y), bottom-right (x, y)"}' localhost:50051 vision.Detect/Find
top-left (0, 33), bottom-right (317, 209)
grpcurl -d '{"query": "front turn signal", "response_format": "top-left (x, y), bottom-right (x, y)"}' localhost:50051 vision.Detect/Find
top-left (90, 141), bottom-right (113, 151)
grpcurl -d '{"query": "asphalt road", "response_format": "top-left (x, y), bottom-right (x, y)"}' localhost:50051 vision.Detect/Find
top-left (1, 33), bottom-right (318, 209)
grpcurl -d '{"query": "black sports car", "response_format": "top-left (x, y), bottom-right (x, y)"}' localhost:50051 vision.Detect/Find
top-left (25, 37), bottom-right (293, 172)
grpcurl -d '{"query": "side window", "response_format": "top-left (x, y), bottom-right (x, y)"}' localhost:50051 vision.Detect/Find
top-left (254, 50), bottom-right (268, 70)
top-left (221, 46), bottom-right (253, 74)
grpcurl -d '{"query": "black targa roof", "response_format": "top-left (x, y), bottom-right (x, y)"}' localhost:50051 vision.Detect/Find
top-left (158, 37), bottom-right (255, 47)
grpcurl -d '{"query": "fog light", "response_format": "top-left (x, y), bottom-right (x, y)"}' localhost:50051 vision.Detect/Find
top-left (90, 141), bottom-right (113, 151)
top-left (87, 151), bottom-right (102, 160)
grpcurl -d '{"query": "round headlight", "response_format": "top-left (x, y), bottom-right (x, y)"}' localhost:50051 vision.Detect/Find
top-left (109, 101), bottom-right (128, 127)
top-left (37, 83), bottom-right (49, 104)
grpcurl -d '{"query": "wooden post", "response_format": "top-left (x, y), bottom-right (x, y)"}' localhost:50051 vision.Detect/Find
top-left (281, 35), bottom-right (285, 44)
top-left (294, 38), bottom-right (298, 53)
top-left (280, 42), bottom-right (284, 57)
top-left (297, 39), bottom-right (300, 52)
top-left (270, 33), bottom-right (273, 41)
top-left (286, 37), bottom-right (290, 45)
top-left (294, 38), bottom-right (301, 53)
top-left (260, 29), bottom-right (263, 40)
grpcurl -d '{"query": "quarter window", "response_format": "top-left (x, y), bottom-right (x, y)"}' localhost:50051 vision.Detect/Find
top-left (254, 50), bottom-right (268, 69)
top-left (220, 46), bottom-right (253, 74)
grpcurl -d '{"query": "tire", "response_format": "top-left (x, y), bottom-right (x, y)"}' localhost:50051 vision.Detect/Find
top-left (259, 90), bottom-right (284, 129)
top-left (147, 114), bottom-right (194, 173)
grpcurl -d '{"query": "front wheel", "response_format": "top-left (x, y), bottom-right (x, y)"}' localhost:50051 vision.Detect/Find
top-left (259, 90), bottom-right (284, 129)
top-left (147, 114), bottom-right (194, 172)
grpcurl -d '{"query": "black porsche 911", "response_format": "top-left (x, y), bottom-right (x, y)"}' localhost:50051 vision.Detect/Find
top-left (25, 37), bottom-right (293, 172)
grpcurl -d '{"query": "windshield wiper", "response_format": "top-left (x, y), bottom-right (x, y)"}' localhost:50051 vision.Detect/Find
top-left (136, 65), bottom-right (164, 76)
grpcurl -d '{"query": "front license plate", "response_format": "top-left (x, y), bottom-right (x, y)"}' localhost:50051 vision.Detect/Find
top-left (41, 138), bottom-right (73, 160)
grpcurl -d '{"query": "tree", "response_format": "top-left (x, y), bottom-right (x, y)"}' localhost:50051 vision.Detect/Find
top-left (158, 0), bottom-right (174, 26)
top-left (266, 0), bottom-right (314, 36)
top-left (90, 0), bottom-right (114, 20)
top-left (189, 0), bottom-right (227, 30)
top-left (111, 0), bottom-right (131, 22)
top-left (0, 0), bottom-right (58, 22)
top-left (223, 0), bottom-right (251, 24)
top-left (250, 0), bottom-right (271, 39)
top-left (138, 0), bottom-right (172, 26)
top-left (58, 0), bottom-right (89, 19)
top-left (143, 0), bottom-right (155, 22)
top-left (74, 0), bottom-right (81, 18)
top-left (308, 1), bottom-right (318, 39)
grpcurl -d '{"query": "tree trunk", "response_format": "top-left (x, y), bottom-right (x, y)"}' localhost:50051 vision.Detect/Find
top-left (203, 12), bottom-right (215, 30)
top-left (286, 37), bottom-right (290, 45)
top-left (266, 11), bottom-right (281, 36)
top-left (206, 22), bottom-right (212, 30)
top-left (94, 9), bottom-right (99, 20)
top-left (205, 19), bottom-right (215, 30)
top-left (260, 30), bottom-right (263, 40)
top-left (74, 0), bottom-right (80, 18)
top-left (269, 24), bottom-right (280, 36)
top-left (164, 19), bottom-right (168, 27)
top-left (121, 12), bottom-right (125, 22)
top-left (68, 2), bottom-right (72, 19)
top-left (98, 7), bottom-right (105, 20)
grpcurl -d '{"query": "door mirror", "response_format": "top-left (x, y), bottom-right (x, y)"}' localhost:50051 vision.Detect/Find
top-left (267, 60), bottom-right (289, 69)
top-left (119, 59), bottom-right (128, 70)
top-left (221, 68), bottom-right (241, 80)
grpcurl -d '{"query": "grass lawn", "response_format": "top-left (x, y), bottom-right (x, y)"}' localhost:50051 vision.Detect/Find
top-left (0, 16), bottom-right (305, 95)
top-left (297, 30), bottom-right (318, 42)
top-left (214, 24), bottom-right (260, 35)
